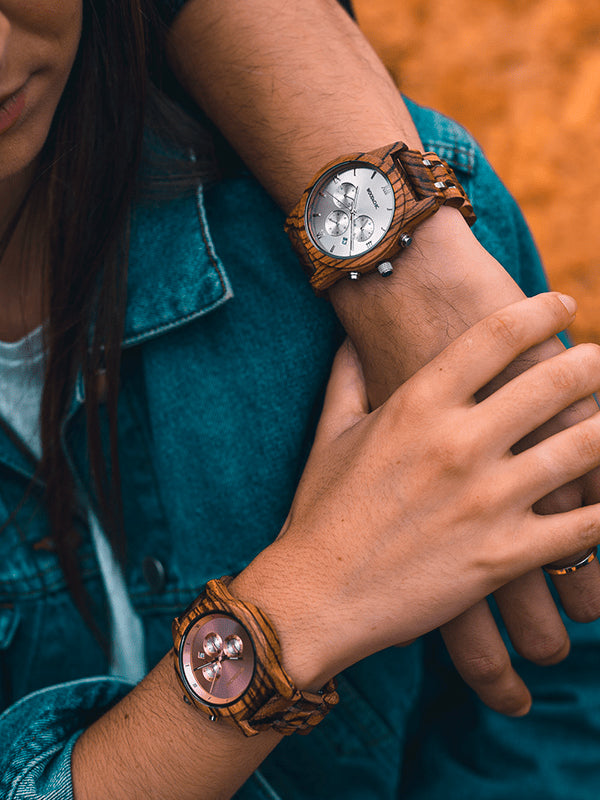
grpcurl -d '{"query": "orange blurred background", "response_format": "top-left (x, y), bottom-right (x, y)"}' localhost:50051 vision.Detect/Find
top-left (353, 0), bottom-right (600, 343)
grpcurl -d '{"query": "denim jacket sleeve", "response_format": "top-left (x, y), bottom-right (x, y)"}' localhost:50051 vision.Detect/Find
top-left (0, 678), bottom-right (131, 799)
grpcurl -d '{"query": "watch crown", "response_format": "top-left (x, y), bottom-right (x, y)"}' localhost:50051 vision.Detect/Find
top-left (377, 261), bottom-right (394, 277)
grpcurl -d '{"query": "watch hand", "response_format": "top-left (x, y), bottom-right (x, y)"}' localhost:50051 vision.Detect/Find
top-left (209, 652), bottom-right (224, 694)
top-left (323, 189), bottom-right (351, 211)
top-left (194, 656), bottom-right (219, 672)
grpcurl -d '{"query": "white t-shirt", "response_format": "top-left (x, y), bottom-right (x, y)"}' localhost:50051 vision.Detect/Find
top-left (0, 326), bottom-right (146, 683)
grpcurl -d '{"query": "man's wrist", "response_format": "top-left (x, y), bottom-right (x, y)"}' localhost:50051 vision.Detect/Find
top-left (328, 206), bottom-right (527, 404)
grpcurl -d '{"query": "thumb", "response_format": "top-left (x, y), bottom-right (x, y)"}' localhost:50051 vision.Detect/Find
top-left (315, 338), bottom-right (369, 442)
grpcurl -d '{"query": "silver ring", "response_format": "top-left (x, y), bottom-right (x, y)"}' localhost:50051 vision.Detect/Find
top-left (543, 547), bottom-right (598, 576)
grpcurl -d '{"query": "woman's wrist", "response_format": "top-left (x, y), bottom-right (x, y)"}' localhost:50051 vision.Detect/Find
top-left (230, 542), bottom-right (340, 693)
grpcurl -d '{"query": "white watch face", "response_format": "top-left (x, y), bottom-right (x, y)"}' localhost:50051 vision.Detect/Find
top-left (305, 162), bottom-right (395, 259)
top-left (180, 613), bottom-right (255, 706)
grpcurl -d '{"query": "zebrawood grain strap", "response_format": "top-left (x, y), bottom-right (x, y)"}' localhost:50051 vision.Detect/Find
top-left (172, 577), bottom-right (339, 737)
top-left (285, 142), bottom-right (476, 293)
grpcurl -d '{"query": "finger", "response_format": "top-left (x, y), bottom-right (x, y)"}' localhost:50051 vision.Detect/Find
top-left (315, 338), bottom-right (369, 441)
top-left (474, 344), bottom-right (600, 455)
top-left (517, 504), bottom-right (600, 572)
top-left (493, 570), bottom-right (570, 665)
top-left (512, 410), bottom-right (600, 507)
top-left (441, 600), bottom-right (532, 716)
top-left (534, 481), bottom-right (600, 622)
top-left (412, 292), bottom-right (576, 404)
top-left (550, 558), bottom-right (600, 622)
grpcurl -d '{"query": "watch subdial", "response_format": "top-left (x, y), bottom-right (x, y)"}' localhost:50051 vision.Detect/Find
top-left (203, 632), bottom-right (223, 657)
top-left (325, 209), bottom-right (349, 237)
top-left (354, 215), bottom-right (374, 242)
top-left (202, 660), bottom-right (223, 681)
top-left (223, 634), bottom-right (244, 659)
top-left (333, 182), bottom-right (357, 209)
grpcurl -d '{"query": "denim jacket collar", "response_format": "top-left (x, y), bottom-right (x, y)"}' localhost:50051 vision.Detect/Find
top-left (0, 183), bottom-right (233, 481)
top-left (122, 183), bottom-right (233, 348)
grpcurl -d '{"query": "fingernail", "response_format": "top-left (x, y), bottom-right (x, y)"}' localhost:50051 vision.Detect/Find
top-left (557, 293), bottom-right (577, 316)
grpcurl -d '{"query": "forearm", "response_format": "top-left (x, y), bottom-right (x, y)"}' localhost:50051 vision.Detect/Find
top-left (167, 0), bottom-right (423, 211)
top-left (167, 0), bottom-right (531, 401)
top-left (71, 649), bottom-right (281, 799)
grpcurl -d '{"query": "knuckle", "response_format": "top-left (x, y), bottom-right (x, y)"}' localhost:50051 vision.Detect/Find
top-left (556, 343), bottom-right (600, 391)
top-left (548, 358), bottom-right (578, 393)
top-left (573, 341), bottom-right (600, 368)
top-left (516, 633), bottom-right (569, 665)
top-left (427, 430), bottom-right (472, 475)
top-left (572, 427), bottom-right (600, 463)
top-left (482, 311), bottom-right (520, 351)
top-left (457, 652), bottom-right (511, 686)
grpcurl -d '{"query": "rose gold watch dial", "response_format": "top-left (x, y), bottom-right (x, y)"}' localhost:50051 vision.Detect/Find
top-left (180, 613), bottom-right (255, 706)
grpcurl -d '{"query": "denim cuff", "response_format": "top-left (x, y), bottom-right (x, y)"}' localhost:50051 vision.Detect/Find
top-left (0, 677), bottom-right (131, 799)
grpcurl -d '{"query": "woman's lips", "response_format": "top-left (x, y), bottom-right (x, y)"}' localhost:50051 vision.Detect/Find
top-left (0, 85), bottom-right (26, 135)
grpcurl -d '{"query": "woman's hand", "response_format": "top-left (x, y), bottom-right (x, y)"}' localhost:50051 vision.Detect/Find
top-left (233, 293), bottom-right (600, 692)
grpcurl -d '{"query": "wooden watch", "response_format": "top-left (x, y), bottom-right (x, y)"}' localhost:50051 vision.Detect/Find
top-left (285, 141), bottom-right (476, 293)
top-left (172, 577), bottom-right (339, 737)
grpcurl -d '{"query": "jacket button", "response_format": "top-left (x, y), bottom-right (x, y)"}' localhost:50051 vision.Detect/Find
top-left (142, 556), bottom-right (166, 593)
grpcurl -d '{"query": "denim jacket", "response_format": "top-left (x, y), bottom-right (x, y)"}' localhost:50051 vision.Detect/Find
top-left (2, 101), bottom-right (592, 800)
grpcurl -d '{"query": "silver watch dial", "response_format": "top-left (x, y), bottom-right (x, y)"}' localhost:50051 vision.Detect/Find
top-left (306, 162), bottom-right (395, 259)
top-left (180, 613), bottom-right (255, 706)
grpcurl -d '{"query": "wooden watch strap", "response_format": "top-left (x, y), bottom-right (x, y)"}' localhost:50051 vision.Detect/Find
top-left (285, 142), bottom-right (476, 293)
top-left (173, 577), bottom-right (339, 737)
top-left (397, 148), bottom-right (476, 226)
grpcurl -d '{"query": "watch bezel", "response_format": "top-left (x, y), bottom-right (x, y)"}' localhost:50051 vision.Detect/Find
top-left (178, 611), bottom-right (257, 709)
top-left (286, 143), bottom-right (445, 292)
top-left (304, 161), bottom-right (396, 259)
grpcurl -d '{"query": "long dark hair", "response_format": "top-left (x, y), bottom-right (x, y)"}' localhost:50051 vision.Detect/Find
top-left (2, 1), bottom-right (213, 645)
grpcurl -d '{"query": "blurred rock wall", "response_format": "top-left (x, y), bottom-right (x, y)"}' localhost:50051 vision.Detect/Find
top-left (354, 0), bottom-right (600, 342)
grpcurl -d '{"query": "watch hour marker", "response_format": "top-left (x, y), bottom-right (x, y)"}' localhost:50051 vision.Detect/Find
top-left (330, 244), bottom-right (336, 253)
top-left (371, 171), bottom-right (376, 179)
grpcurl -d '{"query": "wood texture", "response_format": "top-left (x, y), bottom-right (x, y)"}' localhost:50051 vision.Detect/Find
top-left (172, 577), bottom-right (339, 737)
top-left (285, 142), bottom-right (475, 292)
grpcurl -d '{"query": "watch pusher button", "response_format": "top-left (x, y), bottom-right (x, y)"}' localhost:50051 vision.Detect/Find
top-left (348, 271), bottom-right (361, 280)
top-left (399, 233), bottom-right (412, 248)
top-left (377, 261), bottom-right (394, 277)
